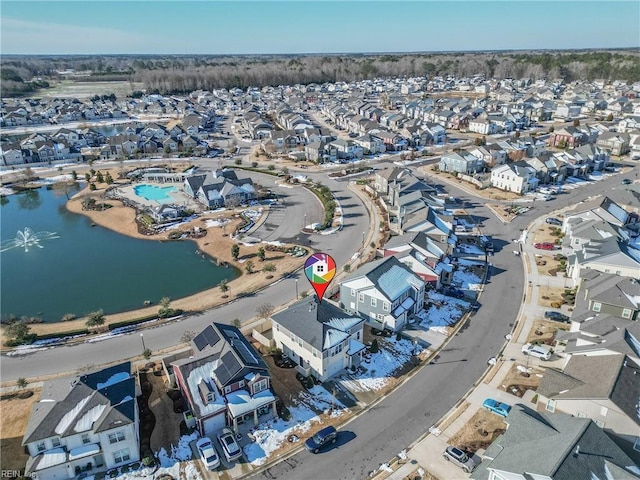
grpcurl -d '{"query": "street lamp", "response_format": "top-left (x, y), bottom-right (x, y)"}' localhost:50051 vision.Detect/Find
top-left (140, 333), bottom-right (146, 352)
top-left (362, 231), bottom-right (366, 247)
top-left (295, 279), bottom-right (299, 299)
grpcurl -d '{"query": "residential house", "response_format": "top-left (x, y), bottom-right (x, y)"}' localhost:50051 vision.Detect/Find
top-left (439, 151), bottom-right (484, 175)
top-left (567, 237), bottom-right (640, 282)
top-left (490, 162), bottom-right (539, 193)
top-left (340, 256), bottom-right (426, 332)
top-left (548, 126), bottom-right (586, 149)
top-left (471, 404), bottom-right (640, 480)
top-left (536, 354), bottom-right (640, 459)
top-left (270, 296), bottom-right (366, 381)
top-left (597, 131), bottom-right (631, 156)
top-left (22, 362), bottom-right (140, 480)
top-left (168, 323), bottom-right (276, 435)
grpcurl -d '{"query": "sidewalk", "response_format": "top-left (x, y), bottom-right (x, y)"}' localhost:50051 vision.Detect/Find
top-left (381, 216), bottom-right (566, 480)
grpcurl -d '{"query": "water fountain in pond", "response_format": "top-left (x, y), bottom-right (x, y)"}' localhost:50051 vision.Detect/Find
top-left (0, 227), bottom-right (59, 253)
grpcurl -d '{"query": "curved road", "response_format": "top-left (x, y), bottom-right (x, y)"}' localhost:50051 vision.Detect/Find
top-left (0, 171), bottom-right (369, 381)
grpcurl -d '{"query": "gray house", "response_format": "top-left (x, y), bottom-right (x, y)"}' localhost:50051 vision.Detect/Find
top-left (439, 151), bottom-right (483, 175)
top-left (536, 354), bottom-right (640, 461)
top-left (472, 404), bottom-right (640, 480)
top-left (183, 169), bottom-right (255, 208)
top-left (340, 256), bottom-right (425, 332)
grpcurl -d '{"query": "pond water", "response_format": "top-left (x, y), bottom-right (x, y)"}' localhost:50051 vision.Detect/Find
top-left (0, 185), bottom-right (237, 322)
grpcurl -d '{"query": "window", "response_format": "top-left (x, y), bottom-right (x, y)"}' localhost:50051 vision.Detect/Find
top-left (595, 420), bottom-right (605, 428)
top-left (253, 379), bottom-right (268, 394)
top-left (371, 298), bottom-right (377, 307)
top-left (36, 441), bottom-right (46, 452)
top-left (592, 302), bottom-right (601, 312)
top-left (312, 348), bottom-right (318, 358)
top-left (358, 293), bottom-right (364, 303)
top-left (634, 436), bottom-right (640, 452)
top-left (298, 337), bottom-right (302, 347)
top-left (238, 380), bottom-right (245, 388)
top-left (224, 385), bottom-right (232, 394)
top-left (290, 332), bottom-right (295, 342)
top-left (622, 309), bottom-right (632, 319)
top-left (81, 433), bottom-right (91, 444)
top-left (545, 399), bottom-right (556, 413)
top-left (275, 324), bottom-right (279, 331)
top-left (51, 437), bottom-right (61, 448)
top-left (108, 431), bottom-right (125, 444)
top-left (356, 331), bottom-right (361, 340)
top-left (113, 448), bottom-right (130, 464)
top-left (383, 302), bottom-right (389, 312)
top-left (576, 412), bottom-right (587, 418)
top-left (351, 289), bottom-right (355, 297)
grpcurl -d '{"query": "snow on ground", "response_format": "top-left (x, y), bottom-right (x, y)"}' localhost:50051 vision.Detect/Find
top-left (243, 386), bottom-right (346, 466)
top-left (158, 431), bottom-right (198, 467)
top-left (204, 218), bottom-right (231, 228)
top-left (337, 338), bottom-right (425, 393)
top-left (418, 292), bottom-right (469, 334)
top-left (452, 264), bottom-right (483, 291)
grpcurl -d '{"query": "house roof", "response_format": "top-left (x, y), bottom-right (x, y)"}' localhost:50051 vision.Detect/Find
top-left (472, 404), bottom-right (640, 480)
top-left (23, 362), bottom-right (136, 445)
top-left (271, 296), bottom-right (363, 352)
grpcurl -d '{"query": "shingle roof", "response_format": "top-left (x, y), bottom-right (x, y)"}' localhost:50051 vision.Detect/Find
top-left (472, 405), bottom-right (640, 480)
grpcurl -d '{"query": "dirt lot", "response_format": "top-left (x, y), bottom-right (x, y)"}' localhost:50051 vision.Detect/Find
top-left (536, 254), bottom-right (567, 276)
top-left (498, 363), bottom-right (544, 399)
top-left (263, 354), bottom-right (306, 404)
top-left (531, 224), bottom-right (564, 244)
top-left (0, 388), bottom-right (40, 472)
top-left (537, 285), bottom-right (567, 307)
top-left (448, 408), bottom-right (507, 453)
top-left (526, 319), bottom-right (570, 345)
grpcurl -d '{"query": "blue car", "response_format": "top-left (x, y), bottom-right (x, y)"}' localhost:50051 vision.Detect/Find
top-left (482, 398), bottom-right (511, 418)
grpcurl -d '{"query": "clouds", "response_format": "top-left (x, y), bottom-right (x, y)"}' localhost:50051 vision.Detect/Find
top-left (0, 17), bottom-right (156, 54)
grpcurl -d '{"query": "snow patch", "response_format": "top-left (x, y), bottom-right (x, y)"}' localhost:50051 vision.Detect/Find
top-left (55, 396), bottom-right (91, 434)
top-left (96, 372), bottom-right (129, 390)
top-left (74, 404), bottom-right (107, 432)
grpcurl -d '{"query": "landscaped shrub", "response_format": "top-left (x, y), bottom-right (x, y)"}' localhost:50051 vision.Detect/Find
top-left (370, 339), bottom-right (379, 353)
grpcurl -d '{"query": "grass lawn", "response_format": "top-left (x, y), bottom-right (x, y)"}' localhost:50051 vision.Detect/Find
top-left (0, 389), bottom-right (40, 471)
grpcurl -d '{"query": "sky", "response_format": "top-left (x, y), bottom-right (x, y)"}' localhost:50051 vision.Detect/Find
top-left (1, 1), bottom-right (639, 55)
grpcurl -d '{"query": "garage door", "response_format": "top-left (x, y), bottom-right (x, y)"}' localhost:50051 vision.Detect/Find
top-left (326, 358), bottom-right (345, 378)
top-left (202, 413), bottom-right (226, 437)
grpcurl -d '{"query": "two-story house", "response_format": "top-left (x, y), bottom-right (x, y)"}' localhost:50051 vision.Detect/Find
top-left (490, 162), bottom-right (539, 193)
top-left (536, 354), bottom-right (640, 458)
top-left (340, 256), bottom-right (426, 332)
top-left (270, 297), bottom-right (366, 381)
top-left (167, 323), bottom-right (276, 436)
top-left (22, 362), bottom-right (140, 480)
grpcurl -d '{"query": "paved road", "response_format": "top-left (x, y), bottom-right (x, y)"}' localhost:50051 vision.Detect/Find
top-left (248, 172), bottom-right (630, 480)
top-left (0, 171), bottom-right (368, 381)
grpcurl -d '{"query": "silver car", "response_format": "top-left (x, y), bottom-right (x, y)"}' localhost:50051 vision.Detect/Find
top-left (443, 446), bottom-right (479, 473)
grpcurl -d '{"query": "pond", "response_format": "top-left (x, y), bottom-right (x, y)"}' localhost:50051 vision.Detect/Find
top-left (0, 185), bottom-right (237, 322)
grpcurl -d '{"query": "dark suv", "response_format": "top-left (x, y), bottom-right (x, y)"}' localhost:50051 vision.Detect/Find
top-left (545, 311), bottom-right (570, 323)
top-left (305, 426), bottom-right (338, 453)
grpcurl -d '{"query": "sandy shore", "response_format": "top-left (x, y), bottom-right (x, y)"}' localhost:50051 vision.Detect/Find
top-left (23, 181), bottom-right (308, 337)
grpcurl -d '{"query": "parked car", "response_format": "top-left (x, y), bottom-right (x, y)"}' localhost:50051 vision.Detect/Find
top-left (196, 437), bottom-right (220, 470)
top-left (545, 311), bottom-right (570, 323)
top-left (621, 178), bottom-right (632, 185)
top-left (217, 427), bottom-right (242, 462)
top-left (305, 426), bottom-right (338, 453)
top-left (443, 446), bottom-right (479, 473)
top-left (443, 287), bottom-right (465, 298)
top-left (482, 398), bottom-right (512, 418)
top-left (534, 242), bottom-right (555, 250)
top-left (545, 217), bottom-right (562, 226)
top-left (521, 343), bottom-right (552, 360)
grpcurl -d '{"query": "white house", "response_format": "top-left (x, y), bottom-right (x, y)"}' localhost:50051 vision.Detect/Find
top-left (490, 163), bottom-right (539, 194)
top-left (22, 363), bottom-right (140, 480)
top-left (271, 297), bottom-right (366, 381)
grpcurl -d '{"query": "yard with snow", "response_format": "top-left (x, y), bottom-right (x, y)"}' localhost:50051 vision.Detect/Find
top-left (336, 337), bottom-right (425, 393)
top-left (417, 292), bottom-right (469, 334)
top-left (243, 386), bottom-right (347, 466)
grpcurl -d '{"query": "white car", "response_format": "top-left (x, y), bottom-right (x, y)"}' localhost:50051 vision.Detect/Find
top-left (521, 343), bottom-right (552, 360)
top-left (217, 427), bottom-right (242, 462)
top-left (196, 437), bottom-right (220, 470)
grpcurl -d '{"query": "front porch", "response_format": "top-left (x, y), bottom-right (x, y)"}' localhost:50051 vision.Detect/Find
top-left (226, 389), bottom-right (277, 433)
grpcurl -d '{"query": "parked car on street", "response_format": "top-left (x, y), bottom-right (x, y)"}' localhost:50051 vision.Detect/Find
top-left (521, 343), bottom-right (552, 360)
top-left (482, 398), bottom-right (512, 418)
top-left (622, 178), bottom-right (632, 185)
top-left (196, 437), bottom-right (220, 470)
top-left (305, 426), bottom-right (338, 453)
top-left (545, 217), bottom-right (562, 226)
top-left (534, 242), bottom-right (555, 250)
top-left (443, 446), bottom-right (479, 473)
top-left (545, 311), bottom-right (570, 323)
top-left (217, 427), bottom-right (242, 462)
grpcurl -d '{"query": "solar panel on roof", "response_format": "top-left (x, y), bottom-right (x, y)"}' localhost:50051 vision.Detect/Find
top-left (215, 351), bottom-right (241, 385)
top-left (202, 325), bottom-right (220, 346)
top-left (234, 340), bottom-right (258, 365)
top-left (193, 333), bottom-right (207, 351)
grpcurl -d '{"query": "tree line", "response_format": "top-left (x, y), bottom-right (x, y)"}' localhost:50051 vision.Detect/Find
top-left (2, 49), bottom-right (638, 97)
